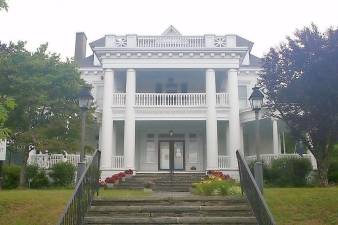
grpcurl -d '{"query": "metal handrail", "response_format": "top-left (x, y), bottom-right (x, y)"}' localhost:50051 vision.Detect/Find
top-left (57, 149), bottom-right (101, 225)
top-left (236, 150), bottom-right (276, 225)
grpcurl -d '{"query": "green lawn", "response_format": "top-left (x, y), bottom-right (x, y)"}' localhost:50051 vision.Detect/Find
top-left (0, 189), bottom-right (72, 225)
top-left (265, 187), bottom-right (338, 225)
top-left (0, 188), bottom-right (147, 225)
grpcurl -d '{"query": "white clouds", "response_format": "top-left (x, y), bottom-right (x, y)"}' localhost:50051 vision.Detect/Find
top-left (0, 0), bottom-right (337, 58)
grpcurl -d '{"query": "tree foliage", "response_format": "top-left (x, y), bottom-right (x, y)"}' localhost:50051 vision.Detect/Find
top-left (0, 41), bottom-right (93, 186)
top-left (0, 0), bottom-right (8, 11)
top-left (260, 24), bottom-right (338, 186)
top-left (0, 96), bottom-right (15, 139)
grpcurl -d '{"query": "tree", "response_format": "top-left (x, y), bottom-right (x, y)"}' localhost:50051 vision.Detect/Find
top-left (0, 0), bottom-right (8, 11)
top-left (260, 24), bottom-right (338, 186)
top-left (0, 41), bottom-right (93, 186)
top-left (0, 96), bottom-right (15, 140)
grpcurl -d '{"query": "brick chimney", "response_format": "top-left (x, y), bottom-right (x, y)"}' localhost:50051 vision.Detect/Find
top-left (74, 32), bottom-right (87, 65)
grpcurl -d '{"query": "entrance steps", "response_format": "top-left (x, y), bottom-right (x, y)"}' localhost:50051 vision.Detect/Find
top-left (114, 173), bottom-right (205, 192)
top-left (84, 196), bottom-right (257, 224)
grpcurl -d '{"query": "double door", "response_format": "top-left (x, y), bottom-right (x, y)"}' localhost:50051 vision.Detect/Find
top-left (158, 140), bottom-right (185, 171)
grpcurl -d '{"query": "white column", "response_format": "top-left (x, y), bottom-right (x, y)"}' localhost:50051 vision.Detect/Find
top-left (272, 119), bottom-right (279, 155)
top-left (124, 69), bottom-right (136, 170)
top-left (240, 124), bottom-right (244, 154)
top-left (228, 69), bottom-right (241, 168)
top-left (205, 69), bottom-right (218, 170)
top-left (101, 69), bottom-right (114, 169)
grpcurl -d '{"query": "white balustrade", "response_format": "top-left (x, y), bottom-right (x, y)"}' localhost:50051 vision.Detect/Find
top-left (137, 36), bottom-right (205, 48)
top-left (112, 156), bottom-right (124, 169)
top-left (112, 93), bottom-right (126, 106)
top-left (218, 155), bottom-right (232, 169)
top-left (216, 93), bottom-right (229, 106)
top-left (135, 93), bottom-right (207, 107)
top-left (245, 153), bottom-right (317, 169)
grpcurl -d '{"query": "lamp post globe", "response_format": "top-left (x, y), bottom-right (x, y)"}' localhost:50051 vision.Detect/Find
top-left (248, 86), bottom-right (264, 193)
top-left (77, 86), bottom-right (93, 183)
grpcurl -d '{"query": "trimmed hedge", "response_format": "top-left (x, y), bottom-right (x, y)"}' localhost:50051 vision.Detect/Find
top-left (2, 165), bottom-right (21, 189)
top-left (328, 161), bottom-right (338, 183)
top-left (26, 164), bottom-right (49, 188)
top-left (265, 157), bottom-right (312, 187)
top-left (49, 162), bottom-right (76, 187)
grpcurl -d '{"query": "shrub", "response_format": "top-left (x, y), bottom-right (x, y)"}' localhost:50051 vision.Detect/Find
top-left (265, 157), bottom-right (312, 187)
top-left (2, 165), bottom-right (21, 189)
top-left (194, 180), bottom-right (238, 196)
top-left (328, 161), bottom-right (338, 183)
top-left (25, 164), bottom-right (50, 188)
top-left (50, 162), bottom-right (76, 187)
top-left (30, 170), bottom-right (49, 188)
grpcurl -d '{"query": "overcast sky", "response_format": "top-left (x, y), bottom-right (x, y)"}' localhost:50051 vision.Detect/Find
top-left (1, 0), bottom-right (337, 59)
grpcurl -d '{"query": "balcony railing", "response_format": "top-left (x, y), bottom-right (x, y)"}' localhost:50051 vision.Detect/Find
top-left (216, 93), bottom-right (229, 106)
top-left (112, 156), bottom-right (124, 169)
top-left (218, 155), bottom-right (232, 169)
top-left (135, 93), bottom-right (207, 107)
top-left (111, 92), bottom-right (230, 107)
top-left (137, 36), bottom-right (205, 48)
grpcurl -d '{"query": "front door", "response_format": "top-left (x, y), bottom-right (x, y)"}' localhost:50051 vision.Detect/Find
top-left (159, 141), bottom-right (185, 171)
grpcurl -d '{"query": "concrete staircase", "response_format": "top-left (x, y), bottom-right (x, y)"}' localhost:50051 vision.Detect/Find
top-left (114, 173), bottom-right (206, 192)
top-left (85, 196), bottom-right (257, 225)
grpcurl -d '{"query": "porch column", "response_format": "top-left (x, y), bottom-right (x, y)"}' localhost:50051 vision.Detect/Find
top-left (101, 69), bottom-right (114, 169)
top-left (206, 69), bottom-right (218, 170)
top-left (272, 119), bottom-right (279, 154)
top-left (124, 69), bottom-right (136, 170)
top-left (228, 69), bottom-right (241, 168)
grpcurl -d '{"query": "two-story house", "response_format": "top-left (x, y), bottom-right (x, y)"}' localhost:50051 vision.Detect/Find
top-left (76, 26), bottom-right (286, 178)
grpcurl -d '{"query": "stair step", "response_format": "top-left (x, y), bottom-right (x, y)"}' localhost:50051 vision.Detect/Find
top-left (85, 216), bottom-right (257, 224)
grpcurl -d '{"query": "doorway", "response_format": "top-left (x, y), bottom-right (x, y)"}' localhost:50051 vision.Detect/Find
top-left (158, 140), bottom-right (185, 171)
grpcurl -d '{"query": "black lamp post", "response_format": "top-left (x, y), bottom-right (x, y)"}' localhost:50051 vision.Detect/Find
top-left (76, 86), bottom-right (94, 183)
top-left (248, 86), bottom-right (264, 193)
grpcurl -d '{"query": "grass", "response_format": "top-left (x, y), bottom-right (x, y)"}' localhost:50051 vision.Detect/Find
top-left (97, 188), bottom-right (150, 199)
top-left (265, 187), bottom-right (338, 225)
top-left (0, 188), bottom-right (148, 225)
top-left (0, 189), bottom-right (72, 225)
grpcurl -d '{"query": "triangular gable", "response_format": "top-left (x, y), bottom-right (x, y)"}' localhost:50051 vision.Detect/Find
top-left (161, 25), bottom-right (182, 36)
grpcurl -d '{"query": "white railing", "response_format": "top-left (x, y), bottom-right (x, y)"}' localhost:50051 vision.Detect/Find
top-left (245, 153), bottom-right (317, 170)
top-left (218, 155), bottom-right (232, 169)
top-left (112, 156), bottom-right (124, 169)
top-left (112, 93), bottom-right (126, 106)
top-left (137, 36), bottom-right (205, 48)
top-left (216, 93), bottom-right (229, 106)
top-left (28, 153), bottom-right (92, 169)
top-left (135, 93), bottom-right (206, 107)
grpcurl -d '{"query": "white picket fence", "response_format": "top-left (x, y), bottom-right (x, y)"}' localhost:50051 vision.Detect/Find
top-left (245, 153), bottom-right (317, 170)
top-left (28, 153), bottom-right (92, 169)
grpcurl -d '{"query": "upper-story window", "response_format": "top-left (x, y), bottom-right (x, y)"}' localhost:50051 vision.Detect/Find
top-left (238, 85), bottom-right (248, 109)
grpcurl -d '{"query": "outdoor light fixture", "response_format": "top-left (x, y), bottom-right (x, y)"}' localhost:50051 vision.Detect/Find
top-left (76, 86), bottom-right (93, 183)
top-left (79, 86), bottom-right (94, 110)
top-left (249, 86), bottom-right (264, 112)
top-left (169, 130), bottom-right (174, 137)
top-left (248, 85), bottom-right (265, 193)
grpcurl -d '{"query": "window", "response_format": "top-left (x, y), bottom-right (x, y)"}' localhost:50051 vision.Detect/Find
top-left (188, 133), bottom-right (198, 163)
top-left (238, 85), bottom-right (248, 109)
top-left (145, 134), bottom-right (156, 163)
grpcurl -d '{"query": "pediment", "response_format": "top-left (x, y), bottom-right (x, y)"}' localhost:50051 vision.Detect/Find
top-left (161, 25), bottom-right (182, 36)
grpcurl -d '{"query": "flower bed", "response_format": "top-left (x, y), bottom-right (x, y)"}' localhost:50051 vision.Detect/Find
top-left (192, 170), bottom-right (241, 196)
top-left (100, 170), bottom-right (134, 188)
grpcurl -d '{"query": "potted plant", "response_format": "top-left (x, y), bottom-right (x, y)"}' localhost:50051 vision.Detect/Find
top-left (104, 176), bottom-right (115, 189)
top-left (144, 181), bottom-right (154, 193)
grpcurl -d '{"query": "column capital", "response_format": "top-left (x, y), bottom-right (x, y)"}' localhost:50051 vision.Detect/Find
top-left (206, 68), bottom-right (215, 73)
top-left (103, 68), bottom-right (113, 73)
top-left (228, 68), bottom-right (238, 73)
top-left (127, 68), bottom-right (136, 73)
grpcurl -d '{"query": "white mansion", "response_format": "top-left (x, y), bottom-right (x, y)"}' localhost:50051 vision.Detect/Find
top-left (75, 26), bottom-right (292, 178)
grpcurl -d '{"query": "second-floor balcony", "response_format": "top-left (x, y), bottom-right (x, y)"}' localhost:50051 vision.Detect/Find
top-left (110, 92), bottom-right (229, 107)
